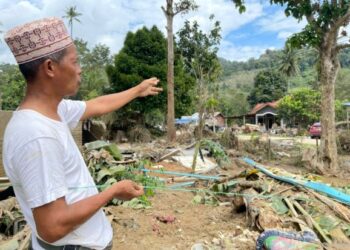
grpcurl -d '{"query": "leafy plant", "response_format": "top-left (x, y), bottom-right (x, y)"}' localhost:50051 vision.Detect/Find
top-left (200, 139), bottom-right (230, 166)
top-left (84, 143), bottom-right (163, 207)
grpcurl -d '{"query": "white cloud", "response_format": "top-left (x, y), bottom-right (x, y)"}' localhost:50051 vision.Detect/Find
top-left (257, 10), bottom-right (306, 39)
top-left (277, 31), bottom-right (293, 40)
top-left (219, 40), bottom-right (272, 61)
top-left (0, 0), bottom-right (271, 64)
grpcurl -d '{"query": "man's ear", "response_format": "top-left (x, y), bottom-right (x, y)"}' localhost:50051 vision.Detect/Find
top-left (42, 59), bottom-right (56, 78)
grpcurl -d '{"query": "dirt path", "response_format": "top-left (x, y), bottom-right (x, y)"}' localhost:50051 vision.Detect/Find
top-left (110, 190), bottom-right (246, 250)
top-left (237, 134), bottom-right (317, 146)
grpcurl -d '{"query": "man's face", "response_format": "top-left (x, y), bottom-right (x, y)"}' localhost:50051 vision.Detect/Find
top-left (55, 45), bottom-right (81, 96)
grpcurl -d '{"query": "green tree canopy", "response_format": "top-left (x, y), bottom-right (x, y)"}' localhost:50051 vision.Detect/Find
top-left (74, 39), bottom-right (111, 100)
top-left (218, 88), bottom-right (249, 118)
top-left (106, 26), bottom-right (195, 126)
top-left (0, 64), bottom-right (26, 110)
top-left (177, 15), bottom-right (221, 78)
top-left (278, 88), bottom-right (320, 128)
top-left (248, 69), bottom-right (287, 106)
top-left (232, 0), bottom-right (350, 171)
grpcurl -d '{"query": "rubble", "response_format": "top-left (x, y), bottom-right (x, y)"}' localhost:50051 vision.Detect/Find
top-left (1, 134), bottom-right (350, 249)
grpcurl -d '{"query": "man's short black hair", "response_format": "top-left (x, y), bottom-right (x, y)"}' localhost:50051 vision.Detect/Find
top-left (18, 48), bottom-right (67, 82)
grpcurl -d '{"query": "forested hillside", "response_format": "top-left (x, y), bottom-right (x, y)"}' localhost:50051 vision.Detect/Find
top-left (217, 48), bottom-right (350, 117)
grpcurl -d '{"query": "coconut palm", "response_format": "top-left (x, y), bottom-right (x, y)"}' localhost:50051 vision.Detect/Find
top-left (63, 6), bottom-right (82, 38)
top-left (279, 43), bottom-right (300, 77)
top-left (279, 43), bottom-right (300, 91)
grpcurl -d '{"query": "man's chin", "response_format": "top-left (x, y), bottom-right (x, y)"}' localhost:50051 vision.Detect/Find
top-left (66, 89), bottom-right (79, 98)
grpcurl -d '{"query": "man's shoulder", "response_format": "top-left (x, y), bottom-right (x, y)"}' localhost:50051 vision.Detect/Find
top-left (4, 111), bottom-right (61, 142)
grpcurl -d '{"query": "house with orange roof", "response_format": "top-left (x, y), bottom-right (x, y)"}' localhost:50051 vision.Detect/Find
top-left (247, 101), bottom-right (283, 130)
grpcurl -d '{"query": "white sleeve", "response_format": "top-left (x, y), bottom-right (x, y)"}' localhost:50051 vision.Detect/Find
top-left (58, 99), bottom-right (86, 129)
top-left (11, 138), bottom-right (68, 208)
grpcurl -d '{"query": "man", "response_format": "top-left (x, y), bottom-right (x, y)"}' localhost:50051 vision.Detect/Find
top-left (3, 17), bottom-right (162, 249)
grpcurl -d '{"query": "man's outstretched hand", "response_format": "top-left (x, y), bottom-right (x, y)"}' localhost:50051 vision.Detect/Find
top-left (137, 77), bottom-right (163, 97)
top-left (111, 180), bottom-right (144, 201)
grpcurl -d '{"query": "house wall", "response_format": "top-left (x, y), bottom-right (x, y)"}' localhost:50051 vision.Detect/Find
top-left (255, 106), bottom-right (278, 129)
top-left (0, 111), bottom-right (83, 177)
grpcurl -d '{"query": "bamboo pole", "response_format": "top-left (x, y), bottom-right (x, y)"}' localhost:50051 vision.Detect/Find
top-left (293, 200), bottom-right (332, 243)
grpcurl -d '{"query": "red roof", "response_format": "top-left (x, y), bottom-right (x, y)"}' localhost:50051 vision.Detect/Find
top-left (249, 101), bottom-right (278, 115)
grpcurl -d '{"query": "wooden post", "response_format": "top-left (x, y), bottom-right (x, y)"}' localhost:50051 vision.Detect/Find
top-left (347, 107), bottom-right (349, 130)
top-left (268, 137), bottom-right (271, 160)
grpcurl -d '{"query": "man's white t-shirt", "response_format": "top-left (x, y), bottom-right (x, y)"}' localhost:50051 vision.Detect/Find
top-left (2, 99), bottom-right (113, 250)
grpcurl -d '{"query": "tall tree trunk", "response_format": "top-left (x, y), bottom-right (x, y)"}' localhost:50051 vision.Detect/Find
top-left (166, 1), bottom-right (176, 143)
top-left (192, 79), bottom-right (205, 171)
top-left (319, 46), bottom-right (339, 173)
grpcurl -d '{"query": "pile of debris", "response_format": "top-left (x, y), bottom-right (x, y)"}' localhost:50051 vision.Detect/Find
top-left (193, 158), bottom-right (350, 249)
top-left (1, 136), bottom-right (349, 249)
top-left (0, 197), bottom-right (30, 250)
top-left (85, 138), bottom-right (350, 248)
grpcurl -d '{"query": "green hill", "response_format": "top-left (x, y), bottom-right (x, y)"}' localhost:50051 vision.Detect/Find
top-left (217, 48), bottom-right (350, 116)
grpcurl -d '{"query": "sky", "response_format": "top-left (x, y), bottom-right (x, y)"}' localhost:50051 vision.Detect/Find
top-left (0, 0), bottom-right (307, 64)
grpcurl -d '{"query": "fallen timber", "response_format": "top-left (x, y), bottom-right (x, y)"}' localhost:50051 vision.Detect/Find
top-left (242, 157), bottom-right (350, 206)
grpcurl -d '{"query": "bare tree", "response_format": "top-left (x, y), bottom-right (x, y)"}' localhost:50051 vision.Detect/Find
top-left (161, 0), bottom-right (198, 143)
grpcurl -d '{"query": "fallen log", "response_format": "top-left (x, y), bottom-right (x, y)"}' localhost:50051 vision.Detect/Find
top-left (306, 189), bottom-right (350, 224)
top-left (242, 188), bottom-right (282, 231)
top-left (242, 157), bottom-right (350, 206)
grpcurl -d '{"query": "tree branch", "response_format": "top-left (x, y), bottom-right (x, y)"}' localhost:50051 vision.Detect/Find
top-left (305, 13), bottom-right (315, 24)
top-left (334, 7), bottom-right (350, 30)
top-left (336, 43), bottom-right (350, 52)
top-left (174, 9), bottom-right (182, 16)
top-left (161, 6), bottom-right (166, 15)
top-left (340, 0), bottom-right (345, 9)
top-left (305, 6), bottom-right (322, 34)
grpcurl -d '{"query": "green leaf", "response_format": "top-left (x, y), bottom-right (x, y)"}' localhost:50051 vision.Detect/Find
top-left (122, 197), bottom-right (151, 209)
top-left (271, 197), bottom-right (289, 215)
top-left (96, 168), bottom-right (112, 182)
top-left (104, 144), bottom-right (122, 160)
top-left (315, 215), bottom-right (340, 232)
top-left (100, 177), bottom-right (117, 191)
top-left (85, 140), bottom-right (110, 151)
top-left (109, 165), bottom-right (126, 175)
top-left (192, 195), bottom-right (204, 204)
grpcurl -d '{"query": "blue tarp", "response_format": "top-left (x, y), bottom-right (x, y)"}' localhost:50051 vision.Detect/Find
top-left (175, 117), bottom-right (196, 124)
top-left (175, 113), bottom-right (199, 125)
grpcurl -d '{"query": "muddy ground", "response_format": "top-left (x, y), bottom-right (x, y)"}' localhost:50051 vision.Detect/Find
top-left (110, 190), bottom-right (246, 250)
top-left (107, 153), bottom-right (350, 250)
top-left (107, 160), bottom-right (246, 250)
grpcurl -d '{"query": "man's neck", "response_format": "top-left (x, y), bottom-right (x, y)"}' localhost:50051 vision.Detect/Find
top-left (19, 82), bottom-right (63, 121)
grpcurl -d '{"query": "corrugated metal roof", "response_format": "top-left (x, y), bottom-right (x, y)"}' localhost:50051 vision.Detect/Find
top-left (249, 101), bottom-right (278, 115)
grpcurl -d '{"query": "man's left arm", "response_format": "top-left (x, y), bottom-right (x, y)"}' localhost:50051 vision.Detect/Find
top-left (81, 77), bottom-right (162, 121)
